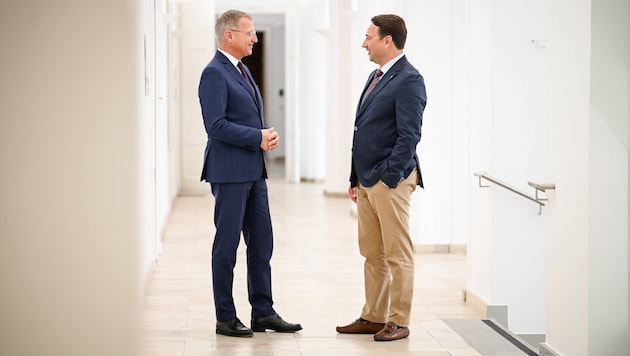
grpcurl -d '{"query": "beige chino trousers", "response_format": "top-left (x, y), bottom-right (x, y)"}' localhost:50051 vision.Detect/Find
top-left (356, 168), bottom-right (418, 327)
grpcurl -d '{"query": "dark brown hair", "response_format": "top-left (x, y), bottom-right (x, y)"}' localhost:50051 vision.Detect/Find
top-left (371, 14), bottom-right (407, 49)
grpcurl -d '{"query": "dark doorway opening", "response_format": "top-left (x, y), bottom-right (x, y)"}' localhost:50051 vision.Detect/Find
top-left (242, 31), bottom-right (264, 101)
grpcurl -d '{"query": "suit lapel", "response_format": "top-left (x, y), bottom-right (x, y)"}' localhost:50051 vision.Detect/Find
top-left (239, 63), bottom-right (263, 112)
top-left (216, 53), bottom-right (262, 111)
top-left (214, 52), bottom-right (264, 126)
top-left (356, 56), bottom-right (407, 117)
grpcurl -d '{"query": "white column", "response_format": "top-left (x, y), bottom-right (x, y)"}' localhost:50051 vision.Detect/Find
top-left (544, 1), bottom-right (592, 354)
top-left (466, 0), bottom-right (549, 338)
top-left (466, 0), bottom-right (495, 311)
top-left (543, 0), bottom-right (630, 354)
top-left (0, 1), bottom-right (145, 355)
top-left (324, 0), bottom-right (356, 195)
top-left (586, 0), bottom-right (629, 354)
top-left (179, 0), bottom-right (215, 194)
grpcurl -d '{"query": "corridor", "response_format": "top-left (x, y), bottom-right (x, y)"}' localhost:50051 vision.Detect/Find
top-left (141, 179), bottom-right (483, 355)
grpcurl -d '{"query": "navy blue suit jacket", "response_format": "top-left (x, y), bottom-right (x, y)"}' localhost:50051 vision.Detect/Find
top-left (351, 55), bottom-right (427, 189)
top-left (199, 51), bottom-right (267, 183)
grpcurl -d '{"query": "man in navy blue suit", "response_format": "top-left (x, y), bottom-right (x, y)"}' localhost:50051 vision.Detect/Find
top-left (336, 14), bottom-right (427, 342)
top-left (198, 9), bottom-right (301, 338)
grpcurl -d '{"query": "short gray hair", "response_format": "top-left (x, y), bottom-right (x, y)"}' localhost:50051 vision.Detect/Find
top-left (215, 9), bottom-right (252, 42)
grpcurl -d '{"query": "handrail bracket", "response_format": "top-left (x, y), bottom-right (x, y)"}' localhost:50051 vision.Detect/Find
top-left (477, 175), bottom-right (490, 188)
top-left (528, 181), bottom-right (556, 202)
top-left (474, 171), bottom-right (555, 214)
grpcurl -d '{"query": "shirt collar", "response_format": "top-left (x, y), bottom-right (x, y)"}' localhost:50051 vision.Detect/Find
top-left (218, 49), bottom-right (240, 68)
top-left (378, 53), bottom-right (404, 76)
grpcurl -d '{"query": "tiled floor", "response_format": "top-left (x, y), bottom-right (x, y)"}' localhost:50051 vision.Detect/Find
top-left (142, 179), bottom-right (483, 355)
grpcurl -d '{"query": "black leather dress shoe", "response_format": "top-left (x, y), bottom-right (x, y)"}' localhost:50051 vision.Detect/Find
top-left (216, 317), bottom-right (253, 337)
top-left (251, 314), bottom-right (302, 332)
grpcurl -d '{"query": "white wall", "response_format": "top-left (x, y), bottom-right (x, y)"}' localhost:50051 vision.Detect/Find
top-left (544, 0), bottom-right (592, 353)
top-left (297, 1), bottom-right (327, 181)
top-left (213, 0), bottom-right (309, 183)
top-left (0, 1), bottom-right (146, 354)
top-left (154, 0), bottom-right (180, 257)
top-left (467, 0), bottom-right (495, 315)
top-left (338, 1), bottom-right (464, 248)
top-left (204, 0), bottom-right (466, 246)
top-left (403, 1), bottom-right (460, 246)
top-left (179, 0), bottom-right (215, 195)
top-left (170, 2), bottom-right (629, 352)
top-left (543, 0), bottom-right (630, 354)
top-left (324, 0), bottom-right (360, 194)
top-left (466, 0), bottom-right (549, 336)
top-left (588, 0), bottom-right (629, 353)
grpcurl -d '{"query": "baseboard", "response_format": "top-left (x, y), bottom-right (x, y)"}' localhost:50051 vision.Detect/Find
top-left (482, 319), bottom-right (541, 355)
top-left (323, 190), bottom-right (348, 198)
top-left (414, 244), bottom-right (466, 254)
top-left (518, 334), bottom-right (546, 352)
top-left (461, 289), bottom-right (488, 317)
top-left (461, 290), bottom-right (546, 353)
top-left (348, 203), bottom-right (466, 254)
top-left (487, 304), bottom-right (509, 327)
top-left (139, 258), bottom-right (156, 305)
top-left (539, 343), bottom-right (561, 356)
top-left (460, 291), bottom-right (509, 328)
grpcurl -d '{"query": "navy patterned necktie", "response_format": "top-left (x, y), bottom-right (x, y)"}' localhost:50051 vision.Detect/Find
top-left (237, 62), bottom-right (255, 94)
top-left (361, 69), bottom-right (383, 106)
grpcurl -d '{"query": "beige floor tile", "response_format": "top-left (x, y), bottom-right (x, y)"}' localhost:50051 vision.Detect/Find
top-left (141, 180), bottom-right (482, 355)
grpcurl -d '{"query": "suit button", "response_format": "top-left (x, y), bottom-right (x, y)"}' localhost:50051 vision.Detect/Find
top-left (354, 126), bottom-right (358, 131)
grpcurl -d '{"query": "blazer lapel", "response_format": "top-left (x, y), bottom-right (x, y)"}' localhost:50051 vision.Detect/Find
top-left (219, 57), bottom-right (261, 110)
top-left (214, 51), bottom-right (264, 126)
top-left (239, 63), bottom-right (263, 111)
top-left (356, 56), bottom-right (407, 117)
top-left (229, 61), bottom-right (254, 97)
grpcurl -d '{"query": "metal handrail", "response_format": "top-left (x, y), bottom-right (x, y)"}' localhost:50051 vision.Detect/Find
top-left (528, 181), bottom-right (556, 202)
top-left (474, 171), bottom-right (554, 214)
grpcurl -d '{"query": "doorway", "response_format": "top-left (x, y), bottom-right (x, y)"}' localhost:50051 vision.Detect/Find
top-left (242, 31), bottom-right (264, 100)
top-left (244, 13), bottom-right (286, 179)
top-left (241, 30), bottom-right (284, 180)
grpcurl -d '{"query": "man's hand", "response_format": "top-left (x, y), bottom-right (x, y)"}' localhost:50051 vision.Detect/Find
top-left (348, 186), bottom-right (357, 203)
top-left (261, 127), bottom-right (280, 151)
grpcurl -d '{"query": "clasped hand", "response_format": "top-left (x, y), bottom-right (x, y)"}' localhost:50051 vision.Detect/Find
top-left (260, 127), bottom-right (280, 151)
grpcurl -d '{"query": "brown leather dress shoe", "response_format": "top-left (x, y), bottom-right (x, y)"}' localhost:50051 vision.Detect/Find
top-left (336, 318), bottom-right (386, 334)
top-left (374, 322), bottom-right (410, 341)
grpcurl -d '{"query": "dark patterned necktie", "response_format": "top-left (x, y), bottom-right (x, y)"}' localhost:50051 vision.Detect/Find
top-left (360, 69), bottom-right (383, 106)
top-left (237, 62), bottom-right (254, 94)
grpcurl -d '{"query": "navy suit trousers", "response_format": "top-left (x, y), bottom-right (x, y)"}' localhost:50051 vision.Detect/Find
top-left (210, 179), bottom-right (276, 322)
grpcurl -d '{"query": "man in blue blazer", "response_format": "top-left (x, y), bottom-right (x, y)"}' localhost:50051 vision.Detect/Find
top-left (336, 14), bottom-right (427, 342)
top-left (198, 9), bottom-right (301, 337)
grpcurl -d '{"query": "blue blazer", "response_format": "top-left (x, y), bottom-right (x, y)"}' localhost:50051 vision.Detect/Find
top-left (198, 51), bottom-right (267, 183)
top-left (351, 55), bottom-right (427, 189)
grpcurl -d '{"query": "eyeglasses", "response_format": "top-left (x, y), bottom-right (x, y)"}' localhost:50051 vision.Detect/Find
top-left (230, 29), bottom-right (257, 37)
